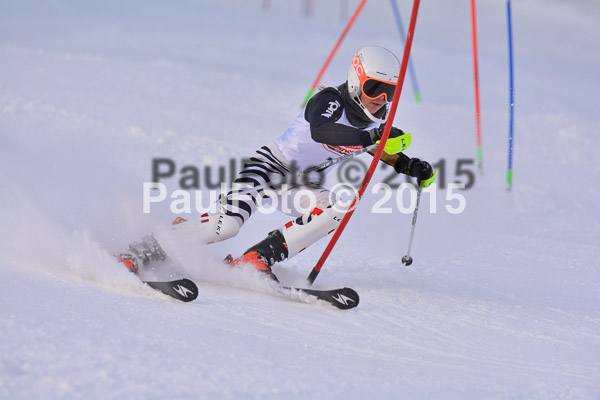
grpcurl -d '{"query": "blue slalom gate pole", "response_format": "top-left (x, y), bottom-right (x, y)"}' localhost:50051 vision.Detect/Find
top-left (390, 0), bottom-right (421, 102)
top-left (507, 0), bottom-right (515, 190)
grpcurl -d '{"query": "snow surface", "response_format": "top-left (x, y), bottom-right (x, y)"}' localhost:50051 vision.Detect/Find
top-left (1, 0), bottom-right (599, 398)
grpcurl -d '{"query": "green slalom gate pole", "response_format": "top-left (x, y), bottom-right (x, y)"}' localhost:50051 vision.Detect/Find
top-left (506, 0), bottom-right (515, 190)
top-left (301, 0), bottom-right (368, 107)
top-left (390, 0), bottom-right (422, 103)
top-left (471, 0), bottom-right (483, 172)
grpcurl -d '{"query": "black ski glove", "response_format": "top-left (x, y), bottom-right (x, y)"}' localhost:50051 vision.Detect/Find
top-left (394, 157), bottom-right (433, 181)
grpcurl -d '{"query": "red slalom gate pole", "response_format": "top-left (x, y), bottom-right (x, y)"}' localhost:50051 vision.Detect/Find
top-left (301, 0), bottom-right (368, 107)
top-left (307, 0), bottom-right (421, 286)
top-left (471, 0), bottom-right (483, 171)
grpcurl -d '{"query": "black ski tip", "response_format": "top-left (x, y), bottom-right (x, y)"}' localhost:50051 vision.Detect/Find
top-left (289, 286), bottom-right (360, 310)
top-left (145, 278), bottom-right (199, 302)
top-left (329, 287), bottom-right (359, 310)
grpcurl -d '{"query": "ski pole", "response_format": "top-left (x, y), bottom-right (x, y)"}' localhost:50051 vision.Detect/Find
top-left (227, 143), bottom-right (378, 197)
top-left (401, 185), bottom-right (422, 266)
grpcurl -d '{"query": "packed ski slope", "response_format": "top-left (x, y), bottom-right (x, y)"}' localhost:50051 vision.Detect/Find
top-left (1, 0), bottom-right (599, 398)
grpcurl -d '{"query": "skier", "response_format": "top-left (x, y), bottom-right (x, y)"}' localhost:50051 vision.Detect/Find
top-left (120, 46), bottom-right (435, 281)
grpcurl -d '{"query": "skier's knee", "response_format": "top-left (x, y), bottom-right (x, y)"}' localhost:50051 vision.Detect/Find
top-left (154, 213), bottom-right (240, 254)
top-left (279, 200), bottom-right (349, 259)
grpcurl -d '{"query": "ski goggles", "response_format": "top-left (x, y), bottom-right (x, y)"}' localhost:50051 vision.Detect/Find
top-left (361, 78), bottom-right (397, 102)
top-left (352, 54), bottom-right (397, 102)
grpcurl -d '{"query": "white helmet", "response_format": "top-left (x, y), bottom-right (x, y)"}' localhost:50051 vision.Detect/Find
top-left (347, 46), bottom-right (401, 123)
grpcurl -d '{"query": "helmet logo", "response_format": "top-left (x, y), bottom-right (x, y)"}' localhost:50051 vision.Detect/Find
top-left (352, 55), bottom-right (365, 80)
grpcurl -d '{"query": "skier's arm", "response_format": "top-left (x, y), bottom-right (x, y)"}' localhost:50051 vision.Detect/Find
top-left (368, 150), bottom-right (411, 174)
top-left (306, 89), bottom-right (434, 186)
top-left (305, 90), bottom-right (373, 147)
top-left (370, 150), bottom-right (407, 168)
